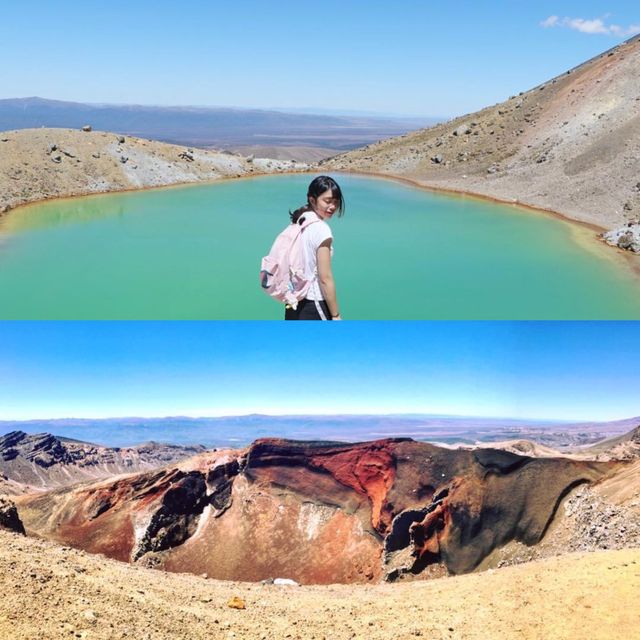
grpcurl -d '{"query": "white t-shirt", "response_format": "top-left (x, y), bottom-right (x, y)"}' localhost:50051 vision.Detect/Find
top-left (301, 215), bottom-right (333, 300)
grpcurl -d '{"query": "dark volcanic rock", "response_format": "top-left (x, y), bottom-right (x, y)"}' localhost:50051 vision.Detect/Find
top-left (0, 496), bottom-right (26, 535)
top-left (207, 460), bottom-right (239, 515)
top-left (133, 471), bottom-right (208, 560)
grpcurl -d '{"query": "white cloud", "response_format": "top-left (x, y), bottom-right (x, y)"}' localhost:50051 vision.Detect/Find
top-left (540, 15), bottom-right (640, 37)
top-left (541, 16), bottom-right (559, 28)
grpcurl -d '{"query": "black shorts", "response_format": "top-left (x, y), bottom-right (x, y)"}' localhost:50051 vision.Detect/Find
top-left (284, 298), bottom-right (332, 321)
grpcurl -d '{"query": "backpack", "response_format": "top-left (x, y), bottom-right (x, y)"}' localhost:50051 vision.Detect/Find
top-left (260, 211), bottom-right (320, 309)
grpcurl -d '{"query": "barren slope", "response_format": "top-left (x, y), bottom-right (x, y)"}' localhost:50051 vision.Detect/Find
top-left (0, 528), bottom-right (638, 640)
top-left (325, 35), bottom-right (640, 231)
top-left (14, 438), bottom-right (621, 584)
top-left (0, 128), bottom-right (307, 214)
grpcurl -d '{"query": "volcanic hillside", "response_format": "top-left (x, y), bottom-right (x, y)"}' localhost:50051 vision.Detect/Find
top-left (325, 34), bottom-right (640, 233)
top-left (0, 431), bottom-right (206, 493)
top-left (0, 128), bottom-right (307, 215)
top-left (14, 437), bottom-right (626, 585)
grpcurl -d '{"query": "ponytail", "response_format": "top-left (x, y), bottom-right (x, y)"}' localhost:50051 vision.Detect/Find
top-left (289, 204), bottom-right (311, 224)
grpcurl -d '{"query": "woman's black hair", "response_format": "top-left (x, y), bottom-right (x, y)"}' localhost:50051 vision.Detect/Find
top-left (289, 175), bottom-right (346, 223)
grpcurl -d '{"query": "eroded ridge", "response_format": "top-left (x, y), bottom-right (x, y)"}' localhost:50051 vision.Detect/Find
top-left (13, 438), bottom-right (621, 584)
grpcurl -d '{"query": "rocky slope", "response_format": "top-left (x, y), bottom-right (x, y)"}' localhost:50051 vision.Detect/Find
top-left (578, 424), bottom-right (640, 460)
top-left (0, 128), bottom-right (308, 215)
top-left (324, 34), bottom-right (640, 241)
top-left (0, 527), bottom-right (638, 640)
top-left (456, 422), bottom-right (640, 462)
top-left (0, 431), bottom-right (206, 492)
top-left (15, 437), bottom-right (623, 584)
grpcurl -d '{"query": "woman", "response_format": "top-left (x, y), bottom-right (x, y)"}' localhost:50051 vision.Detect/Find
top-left (285, 175), bottom-right (345, 321)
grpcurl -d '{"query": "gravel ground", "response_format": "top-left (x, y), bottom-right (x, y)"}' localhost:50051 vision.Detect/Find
top-left (1, 528), bottom-right (639, 640)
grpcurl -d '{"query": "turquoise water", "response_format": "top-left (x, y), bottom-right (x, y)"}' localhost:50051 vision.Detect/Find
top-left (1, 174), bottom-right (640, 319)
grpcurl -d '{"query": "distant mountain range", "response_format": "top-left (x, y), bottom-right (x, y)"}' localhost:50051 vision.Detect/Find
top-left (0, 97), bottom-right (438, 152)
top-left (0, 414), bottom-right (636, 449)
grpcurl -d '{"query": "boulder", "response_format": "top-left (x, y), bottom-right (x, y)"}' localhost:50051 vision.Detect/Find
top-left (453, 124), bottom-right (471, 136)
top-left (0, 497), bottom-right (26, 535)
top-left (82, 125), bottom-right (92, 132)
top-left (602, 224), bottom-right (640, 253)
top-left (273, 578), bottom-right (299, 586)
top-left (227, 596), bottom-right (246, 609)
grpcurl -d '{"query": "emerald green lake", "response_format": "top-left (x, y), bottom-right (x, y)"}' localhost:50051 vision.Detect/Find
top-left (1, 174), bottom-right (640, 319)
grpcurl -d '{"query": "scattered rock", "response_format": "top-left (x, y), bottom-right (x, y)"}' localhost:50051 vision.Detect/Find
top-left (227, 596), bottom-right (246, 610)
top-left (51, 155), bottom-right (62, 163)
top-left (117, 136), bottom-right (126, 144)
top-left (83, 609), bottom-right (98, 622)
top-left (48, 144), bottom-right (58, 153)
top-left (617, 231), bottom-right (636, 250)
top-left (453, 124), bottom-right (471, 137)
top-left (431, 155), bottom-right (443, 164)
top-left (273, 578), bottom-right (299, 587)
top-left (82, 125), bottom-right (92, 132)
top-left (178, 151), bottom-right (194, 162)
top-left (602, 223), bottom-right (640, 253)
top-left (120, 156), bottom-right (128, 164)
top-left (92, 153), bottom-right (101, 159)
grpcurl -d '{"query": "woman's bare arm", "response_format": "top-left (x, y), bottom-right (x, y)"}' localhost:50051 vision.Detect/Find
top-left (317, 239), bottom-right (341, 319)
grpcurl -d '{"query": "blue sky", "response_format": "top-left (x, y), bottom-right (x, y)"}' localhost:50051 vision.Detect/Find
top-left (1, 1), bottom-right (638, 116)
top-left (1, 322), bottom-right (639, 421)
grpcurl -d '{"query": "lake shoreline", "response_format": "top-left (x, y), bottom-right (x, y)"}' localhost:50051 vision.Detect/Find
top-left (2, 131), bottom-right (639, 275)
top-left (329, 169), bottom-right (640, 279)
top-left (3, 173), bottom-right (640, 320)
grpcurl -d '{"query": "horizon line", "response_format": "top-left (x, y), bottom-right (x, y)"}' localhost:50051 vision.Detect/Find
top-left (0, 95), bottom-right (444, 121)
top-left (0, 411), bottom-right (636, 425)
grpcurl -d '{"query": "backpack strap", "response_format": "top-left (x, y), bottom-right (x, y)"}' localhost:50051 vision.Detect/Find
top-left (297, 210), bottom-right (321, 230)
top-left (298, 211), bottom-right (328, 320)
